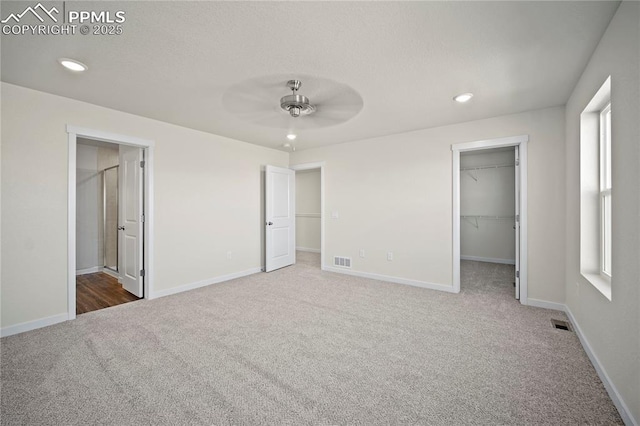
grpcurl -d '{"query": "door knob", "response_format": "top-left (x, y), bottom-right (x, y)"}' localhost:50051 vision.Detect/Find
top-left (267, 222), bottom-right (273, 226)
top-left (118, 226), bottom-right (125, 231)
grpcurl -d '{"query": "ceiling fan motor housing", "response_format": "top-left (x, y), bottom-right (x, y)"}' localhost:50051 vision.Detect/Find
top-left (280, 94), bottom-right (314, 117)
top-left (280, 80), bottom-right (315, 117)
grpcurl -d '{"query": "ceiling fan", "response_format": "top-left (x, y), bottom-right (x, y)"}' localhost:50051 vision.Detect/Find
top-left (222, 74), bottom-right (364, 130)
top-left (280, 79), bottom-right (315, 118)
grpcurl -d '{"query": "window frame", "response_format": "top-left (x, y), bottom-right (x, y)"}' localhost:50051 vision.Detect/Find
top-left (579, 75), bottom-right (611, 300)
top-left (599, 103), bottom-right (612, 279)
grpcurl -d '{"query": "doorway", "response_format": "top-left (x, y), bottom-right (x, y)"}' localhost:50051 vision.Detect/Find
top-left (452, 135), bottom-right (528, 304)
top-left (295, 167), bottom-right (322, 269)
top-left (459, 147), bottom-right (517, 299)
top-left (291, 162), bottom-right (325, 270)
top-left (68, 126), bottom-right (154, 320)
top-left (75, 138), bottom-right (145, 314)
top-left (75, 138), bottom-right (139, 314)
top-left (264, 162), bottom-right (325, 272)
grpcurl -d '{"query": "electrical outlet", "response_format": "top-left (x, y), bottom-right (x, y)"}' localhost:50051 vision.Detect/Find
top-left (387, 252), bottom-right (393, 261)
top-left (359, 249), bottom-right (365, 258)
top-left (227, 251), bottom-right (232, 260)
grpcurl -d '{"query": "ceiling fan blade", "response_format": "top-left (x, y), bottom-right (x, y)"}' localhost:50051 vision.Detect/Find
top-left (313, 105), bottom-right (362, 120)
top-left (223, 92), bottom-right (276, 114)
top-left (298, 114), bottom-right (348, 128)
top-left (236, 76), bottom-right (284, 97)
top-left (252, 113), bottom-right (295, 129)
top-left (234, 109), bottom-right (281, 123)
top-left (311, 83), bottom-right (363, 107)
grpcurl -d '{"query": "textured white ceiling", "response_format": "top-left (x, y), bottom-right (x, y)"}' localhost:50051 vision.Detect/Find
top-left (1, 1), bottom-right (620, 151)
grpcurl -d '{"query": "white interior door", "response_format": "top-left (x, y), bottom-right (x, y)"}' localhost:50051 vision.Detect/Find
top-left (265, 165), bottom-right (295, 272)
top-left (118, 146), bottom-right (144, 297)
top-left (514, 146), bottom-right (521, 300)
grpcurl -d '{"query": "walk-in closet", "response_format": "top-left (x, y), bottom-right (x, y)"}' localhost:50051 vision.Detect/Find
top-left (460, 147), bottom-right (517, 298)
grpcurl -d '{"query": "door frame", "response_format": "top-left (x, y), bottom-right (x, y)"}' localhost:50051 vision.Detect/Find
top-left (290, 162), bottom-right (325, 268)
top-left (451, 135), bottom-right (529, 304)
top-left (67, 125), bottom-right (155, 320)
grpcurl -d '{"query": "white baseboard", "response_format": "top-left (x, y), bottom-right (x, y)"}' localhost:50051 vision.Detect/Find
top-left (150, 267), bottom-right (262, 299)
top-left (296, 247), bottom-right (321, 253)
top-left (101, 268), bottom-right (120, 279)
top-left (322, 266), bottom-right (457, 294)
top-left (76, 266), bottom-right (101, 275)
top-left (565, 306), bottom-right (637, 426)
top-left (460, 255), bottom-right (516, 265)
top-left (1, 313), bottom-right (69, 338)
top-left (526, 298), bottom-right (566, 311)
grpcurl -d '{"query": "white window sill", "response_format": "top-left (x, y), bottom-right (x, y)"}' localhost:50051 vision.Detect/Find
top-left (581, 272), bottom-right (612, 301)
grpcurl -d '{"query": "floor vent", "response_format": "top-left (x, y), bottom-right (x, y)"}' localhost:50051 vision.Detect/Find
top-left (551, 319), bottom-right (572, 331)
top-left (334, 256), bottom-right (352, 268)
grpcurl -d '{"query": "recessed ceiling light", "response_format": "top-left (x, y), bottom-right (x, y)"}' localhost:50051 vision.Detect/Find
top-left (286, 134), bottom-right (297, 140)
top-left (58, 58), bottom-right (88, 72)
top-left (453, 93), bottom-right (473, 103)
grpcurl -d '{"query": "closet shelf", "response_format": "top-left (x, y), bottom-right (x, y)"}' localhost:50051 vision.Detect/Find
top-left (461, 163), bottom-right (515, 181)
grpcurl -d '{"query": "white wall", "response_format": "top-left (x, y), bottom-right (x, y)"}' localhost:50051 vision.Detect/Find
top-left (295, 169), bottom-right (321, 251)
top-left (565, 2), bottom-right (639, 422)
top-left (1, 83), bottom-right (288, 329)
top-left (291, 106), bottom-right (565, 303)
top-left (460, 149), bottom-right (515, 264)
top-left (76, 144), bottom-right (101, 272)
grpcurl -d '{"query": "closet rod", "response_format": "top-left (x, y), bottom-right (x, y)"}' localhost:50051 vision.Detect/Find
top-left (461, 215), bottom-right (515, 220)
top-left (462, 215), bottom-right (515, 229)
top-left (460, 163), bottom-right (514, 172)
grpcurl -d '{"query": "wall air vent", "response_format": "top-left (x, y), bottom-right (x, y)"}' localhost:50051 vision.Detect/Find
top-left (334, 256), bottom-right (351, 268)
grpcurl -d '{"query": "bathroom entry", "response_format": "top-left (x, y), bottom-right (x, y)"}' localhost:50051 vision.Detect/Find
top-left (460, 146), bottom-right (520, 298)
top-left (75, 138), bottom-right (143, 314)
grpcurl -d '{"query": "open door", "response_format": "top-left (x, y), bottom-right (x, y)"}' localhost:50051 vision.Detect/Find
top-left (118, 146), bottom-right (144, 297)
top-left (514, 146), bottom-right (521, 299)
top-left (265, 165), bottom-right (295, 272)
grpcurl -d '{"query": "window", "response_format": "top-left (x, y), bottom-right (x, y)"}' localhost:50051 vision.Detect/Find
top-left (599, 104), bottom-right (612, 277)
top-left (580, 76), bottom-right (611, 300)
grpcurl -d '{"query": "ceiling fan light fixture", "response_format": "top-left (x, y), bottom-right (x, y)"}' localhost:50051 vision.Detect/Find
top-left (286, 134), bottom-right (297, 140)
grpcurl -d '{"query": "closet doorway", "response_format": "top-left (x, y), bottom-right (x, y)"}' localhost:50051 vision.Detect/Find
top-left (291, 162), bottom-right (325, 270)
top-left (460, 147), bottom-right (517, 299)
top-left (451, 135), bottom-right (528, 304)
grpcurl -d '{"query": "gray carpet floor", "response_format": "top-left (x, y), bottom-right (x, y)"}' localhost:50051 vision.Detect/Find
top-left (1, 253), bottom-right (622, 425)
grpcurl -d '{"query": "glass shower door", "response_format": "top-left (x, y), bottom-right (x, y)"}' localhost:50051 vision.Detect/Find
top-left (103, 166), bottom-right (119, 272)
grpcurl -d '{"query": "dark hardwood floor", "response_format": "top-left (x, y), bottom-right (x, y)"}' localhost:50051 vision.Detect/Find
top-left (76, 272), bottom-right (140, 315)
